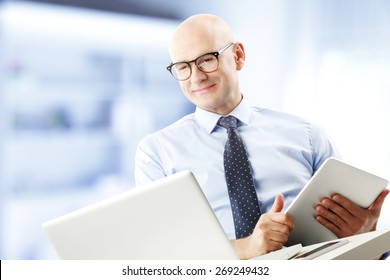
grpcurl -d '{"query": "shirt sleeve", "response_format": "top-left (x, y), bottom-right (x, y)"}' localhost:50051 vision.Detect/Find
top-left (310, 122), bottom-right (341, 172)
top-left (380, 251), bottom-right (390, 260)
top-left (134, 135), bottom-right (167, 186)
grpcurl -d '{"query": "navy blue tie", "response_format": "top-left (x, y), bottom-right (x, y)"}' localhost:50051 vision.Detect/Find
top-left (218, 116), bottom-right (262, 239)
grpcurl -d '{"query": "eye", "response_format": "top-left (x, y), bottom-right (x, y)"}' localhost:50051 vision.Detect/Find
top-left (198, 55), bottom-right (215, 65)
top-left (203, 57), bottom-right (214, 63)
top-left (176, 63), bottom-right (189, 72)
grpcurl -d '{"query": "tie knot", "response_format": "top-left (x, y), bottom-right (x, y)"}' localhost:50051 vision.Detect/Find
top-left (218, 116), bottom-right (238, 129)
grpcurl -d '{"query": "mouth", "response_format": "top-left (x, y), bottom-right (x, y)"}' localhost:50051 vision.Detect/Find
top-left (192, 84), bottom-right (216, 94)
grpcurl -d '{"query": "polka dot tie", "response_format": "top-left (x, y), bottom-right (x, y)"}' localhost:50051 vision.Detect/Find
top-left (218, 116), bottom-right (262, 239)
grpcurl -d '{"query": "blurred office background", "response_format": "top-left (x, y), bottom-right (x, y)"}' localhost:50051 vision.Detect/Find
top-left (0, 0), bottom-right (389, 259)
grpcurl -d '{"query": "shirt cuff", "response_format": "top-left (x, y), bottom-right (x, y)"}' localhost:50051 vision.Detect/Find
top-left (380, 251), bottom-right (390, 260)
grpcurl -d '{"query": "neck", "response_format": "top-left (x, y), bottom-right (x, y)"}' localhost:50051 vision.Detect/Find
top-left (217, 94), bottom-right (243, 116)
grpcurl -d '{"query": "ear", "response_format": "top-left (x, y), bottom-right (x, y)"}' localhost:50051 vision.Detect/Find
top-left (234, 42), bottom-right (245, 70)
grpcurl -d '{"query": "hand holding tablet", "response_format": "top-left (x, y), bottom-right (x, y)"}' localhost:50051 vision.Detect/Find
top-left (285, 158), bottom-right (388, 246)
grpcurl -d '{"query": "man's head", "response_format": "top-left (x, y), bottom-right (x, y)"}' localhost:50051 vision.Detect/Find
top-left (168, 14), bottom-right (245, 115)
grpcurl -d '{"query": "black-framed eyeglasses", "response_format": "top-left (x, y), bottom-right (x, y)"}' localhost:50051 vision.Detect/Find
top-left (166, 42), bottom-right (234, 81)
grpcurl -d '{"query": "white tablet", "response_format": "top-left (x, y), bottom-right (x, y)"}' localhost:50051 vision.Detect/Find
top-left (285, 157), bottom-right (388, 246)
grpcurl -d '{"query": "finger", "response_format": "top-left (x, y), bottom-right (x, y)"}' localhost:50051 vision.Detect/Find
top-left (321, 197), bottom-right (355, 224)
top-left (269, 231), bottom-right (289, 245)
top-left (329, 194), bottom-right (362, 217)
top-left (251, 220), bottom-right (290, 253)
top-left (257, 211), bottom-right (294, 234)
top-left (315, 214), bottom-right (342, 236)
top-left (269, 212), bottom-right (295, 231)
top-left (315, 204), bottom-right (346, 231)
top-left (269, 193), bottom-right (284, 213)
top-left (263, 239), bottom-right (285, 253)
top-left (260, 225), bottom-right (290, 245)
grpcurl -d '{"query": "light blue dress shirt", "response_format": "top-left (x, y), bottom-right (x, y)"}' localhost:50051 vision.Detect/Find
top-left (135, 97), bottom-right (339, 239)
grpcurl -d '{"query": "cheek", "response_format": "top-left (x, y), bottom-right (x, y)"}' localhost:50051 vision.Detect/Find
top-left (180, 83), bottom-right (189, 95)
top-left (179, 83), bottom-right (195, 101)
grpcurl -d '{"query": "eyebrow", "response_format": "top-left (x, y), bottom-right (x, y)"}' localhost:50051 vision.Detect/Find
top-left (171, 50), bottom-right (216, 65)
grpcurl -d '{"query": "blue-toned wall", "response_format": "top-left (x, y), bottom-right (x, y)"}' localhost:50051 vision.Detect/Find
top-left (0, 0), bottom-right (389, 259)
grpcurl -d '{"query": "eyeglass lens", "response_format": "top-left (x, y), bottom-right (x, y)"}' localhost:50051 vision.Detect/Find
top-left (172, 53), bottom-right (218, 80)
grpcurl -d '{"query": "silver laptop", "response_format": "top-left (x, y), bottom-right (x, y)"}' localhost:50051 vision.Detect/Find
top-left (42, 170), bottom-right (303, 260)
top-left (42, 170), bottom-right (238, 259)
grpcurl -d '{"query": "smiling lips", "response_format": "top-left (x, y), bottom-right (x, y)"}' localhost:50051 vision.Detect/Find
top-left (192, 84), bottom-right (216, 94)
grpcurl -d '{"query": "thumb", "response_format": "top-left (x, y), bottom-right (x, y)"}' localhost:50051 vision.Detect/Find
top-left (369, 189), bottom-right (389, 214)
top-left (269, 193), bottom-right (284, 213)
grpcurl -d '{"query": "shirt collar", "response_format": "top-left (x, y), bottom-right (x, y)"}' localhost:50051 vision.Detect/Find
top-left (195, 95), bottom-right (252, 134)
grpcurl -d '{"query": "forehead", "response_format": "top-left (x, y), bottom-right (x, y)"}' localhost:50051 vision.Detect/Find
top-left (169, 28), bottom-right (218, 63)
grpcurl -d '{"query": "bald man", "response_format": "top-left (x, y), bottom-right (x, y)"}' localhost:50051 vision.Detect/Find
top-left (135, 14), bottom-right (389, 259)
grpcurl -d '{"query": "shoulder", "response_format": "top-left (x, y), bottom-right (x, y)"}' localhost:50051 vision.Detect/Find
top-left (251, 106), bottom-right (338, 168)
top-left (250, 106), bottom-right (332, 145)
top-left (250, 106), bottom-right (312, 127)
top-left (138, 113), bottom-right (198, 147)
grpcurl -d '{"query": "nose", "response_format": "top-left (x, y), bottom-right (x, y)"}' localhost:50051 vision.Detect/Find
top-left (190, 63), bottom-right (207, 83)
